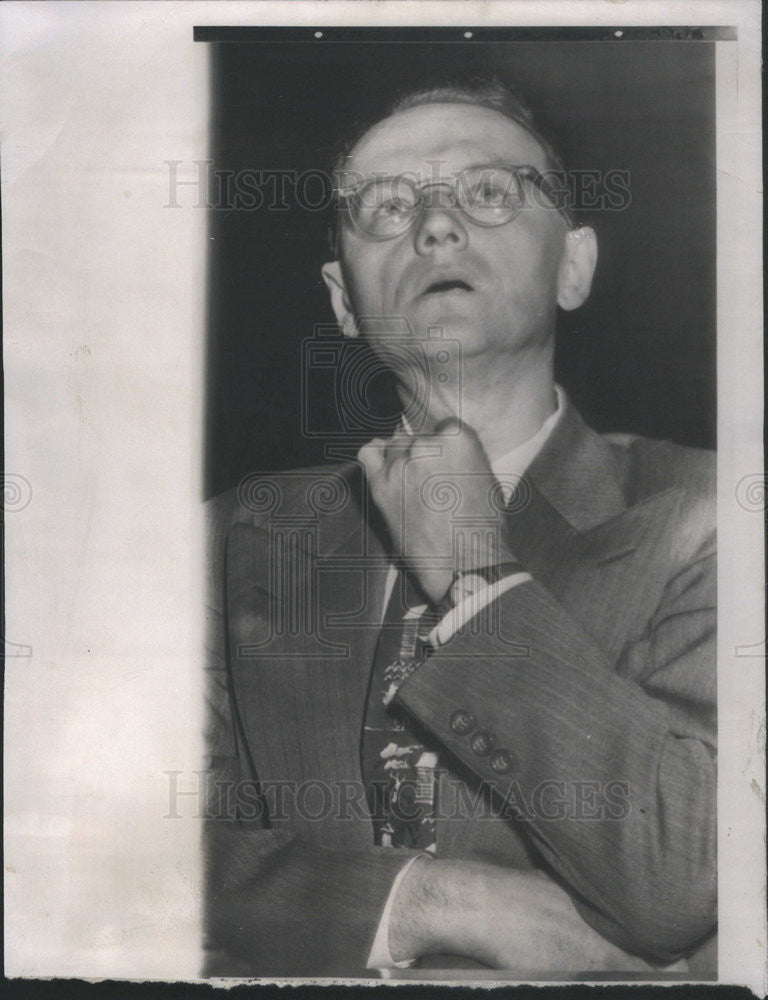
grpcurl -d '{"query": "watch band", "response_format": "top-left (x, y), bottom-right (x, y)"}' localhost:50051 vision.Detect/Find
top-left (444, 560), bottom-right (526, 610)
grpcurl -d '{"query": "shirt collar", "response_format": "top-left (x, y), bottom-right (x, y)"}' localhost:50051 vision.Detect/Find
top-left (490, 384), bottom-right (565, 487)
top-left (401, 383), bottom-right (564, 495)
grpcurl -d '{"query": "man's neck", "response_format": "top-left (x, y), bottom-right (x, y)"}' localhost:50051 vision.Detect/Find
top-left (398, 352), bottom-right (558, 463)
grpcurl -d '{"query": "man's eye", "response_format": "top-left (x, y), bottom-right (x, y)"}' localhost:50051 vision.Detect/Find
top-left (374, 199), bottom-right (411, 217)
top-left (468, 181), bottom-right (514, 206)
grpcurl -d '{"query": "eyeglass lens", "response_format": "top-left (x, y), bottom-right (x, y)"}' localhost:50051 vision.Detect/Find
top-left (351, 166), bottom-right (528, 236)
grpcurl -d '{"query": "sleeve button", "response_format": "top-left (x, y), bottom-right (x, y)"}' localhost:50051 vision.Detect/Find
top-left (449, 709), bottom-right (475, 734)
top-left (469, 731), bottom-right (496, 756)
top-left (489, 749), bottom-right (514, 774)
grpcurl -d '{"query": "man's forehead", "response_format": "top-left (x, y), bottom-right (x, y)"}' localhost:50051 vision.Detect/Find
top-left (344, 103), bottom-right (551, 180)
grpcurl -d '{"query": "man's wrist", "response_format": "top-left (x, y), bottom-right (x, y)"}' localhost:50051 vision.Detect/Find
top-left (388, 857), bottom-right (492, 964)
top-left (388, 855), bottom-right (434, 962)
top-left (412, 551), bottom-right (522, 607)
top-left (428, 569), bottom-right (531, 647)
top-left (368, 855), bottom-right (427, 969)
top-left (444, 560), bottom-right (525, 609)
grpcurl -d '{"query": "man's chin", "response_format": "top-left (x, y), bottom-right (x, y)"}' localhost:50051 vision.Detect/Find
top-left (411, 296), bottom-right (479, 326)
top-left (409, 313), bottom-right (493, 355)
top-left (360, 306), bottom-right (496, 361)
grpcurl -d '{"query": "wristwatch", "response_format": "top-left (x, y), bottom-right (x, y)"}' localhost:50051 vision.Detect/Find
top-left (445, 560), bottom-right (525, 609)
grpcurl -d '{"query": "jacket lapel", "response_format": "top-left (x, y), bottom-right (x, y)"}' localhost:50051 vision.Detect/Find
top-left (506, 401), bottom-right (683, 660)
top-left (225, 464), bottom-right (389, 829)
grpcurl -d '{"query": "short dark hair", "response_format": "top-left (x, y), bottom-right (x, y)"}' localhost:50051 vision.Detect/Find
top-left (328, 77), bottom-right (568, 252)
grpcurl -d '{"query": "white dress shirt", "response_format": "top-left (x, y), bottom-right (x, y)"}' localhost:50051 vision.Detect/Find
top-left (367, 387), bottom-right (565, 970)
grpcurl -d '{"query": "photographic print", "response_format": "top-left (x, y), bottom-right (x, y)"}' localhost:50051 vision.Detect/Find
top-left (2, 2), bottom-right (764, 993)
top-left (201, 23), bottom-right (719, 981)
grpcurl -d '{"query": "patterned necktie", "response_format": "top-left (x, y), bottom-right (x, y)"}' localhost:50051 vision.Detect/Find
top-left (361, 570), bottom-right (441, 852)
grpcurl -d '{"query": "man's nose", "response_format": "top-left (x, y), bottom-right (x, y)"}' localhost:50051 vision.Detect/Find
top-left (413, 204), bottom-right (469, 255)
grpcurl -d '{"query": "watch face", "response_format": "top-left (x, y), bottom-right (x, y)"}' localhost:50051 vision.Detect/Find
top-left (449, 572), bottom-right (488, 606)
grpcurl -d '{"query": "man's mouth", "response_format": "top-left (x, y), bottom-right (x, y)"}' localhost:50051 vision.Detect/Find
top-left (420, 279), bottom-right (474, 296)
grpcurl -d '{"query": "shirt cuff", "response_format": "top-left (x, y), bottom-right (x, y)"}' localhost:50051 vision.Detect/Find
top-left (428, 572), bottom-right (532, 648)
top-left (366, 854), bottom-right (429, 970)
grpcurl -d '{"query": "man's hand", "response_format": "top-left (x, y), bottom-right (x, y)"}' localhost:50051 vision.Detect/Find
top-left (358, 420), bottom-right (516, 604)
top-left (388, 857), bottom-right (666, 974)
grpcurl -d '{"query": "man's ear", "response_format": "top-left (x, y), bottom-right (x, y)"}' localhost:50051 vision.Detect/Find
top-left (556, 226), bottom-right (598, 311)
top-left (321, 260), bottom-right (358, 339)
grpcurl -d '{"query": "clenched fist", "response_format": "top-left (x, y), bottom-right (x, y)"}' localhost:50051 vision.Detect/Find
top-left (358, 418), bottom-right (517, 604)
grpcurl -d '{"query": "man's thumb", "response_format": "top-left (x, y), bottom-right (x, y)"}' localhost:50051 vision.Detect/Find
top-left (357, 438), bottom-right (387, 478)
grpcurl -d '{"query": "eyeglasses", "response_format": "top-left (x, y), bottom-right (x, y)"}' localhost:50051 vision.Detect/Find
top-left (334, 163), bottom-right (575, 242)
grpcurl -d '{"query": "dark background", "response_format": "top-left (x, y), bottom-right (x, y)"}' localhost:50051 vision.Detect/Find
top-left (204, 33), bottom-right (716, 499)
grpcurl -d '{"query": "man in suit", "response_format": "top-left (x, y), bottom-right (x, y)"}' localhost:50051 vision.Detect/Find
top-left (204, 81), bottom-right (716, 977)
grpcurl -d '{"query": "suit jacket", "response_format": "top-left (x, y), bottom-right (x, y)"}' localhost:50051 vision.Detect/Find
top-left (204, 399), bottom-right (717, 977)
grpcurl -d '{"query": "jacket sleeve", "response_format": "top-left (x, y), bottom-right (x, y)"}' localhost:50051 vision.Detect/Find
top-left (396, 532), bottom-right (717, 962)
top-left (203, 781), bottom-right (417, 976)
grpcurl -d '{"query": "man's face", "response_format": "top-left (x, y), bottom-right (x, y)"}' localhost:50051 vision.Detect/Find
top-left (326, 103), bottom-right (573, 363)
